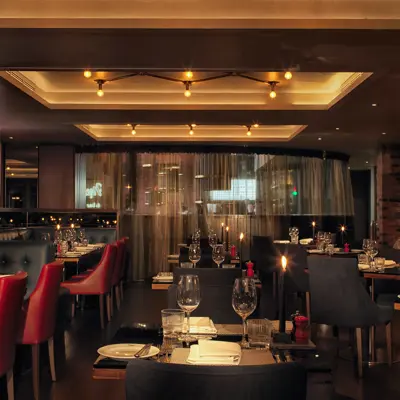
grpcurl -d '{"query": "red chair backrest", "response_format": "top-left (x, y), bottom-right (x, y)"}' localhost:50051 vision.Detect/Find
top-left (0, 272), bottom-right (27, 375)
top-left (74, 244), bottom-right (117, 293)
top-left (111, 240), bottom-right (125, 286)
top-left (19, 262), bottom-right (64, 344)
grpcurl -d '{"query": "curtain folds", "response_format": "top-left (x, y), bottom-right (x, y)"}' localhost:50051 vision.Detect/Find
top-left (76, 152), bottom-right (354, 280)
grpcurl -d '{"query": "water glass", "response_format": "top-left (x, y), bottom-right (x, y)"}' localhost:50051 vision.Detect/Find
top-left (60, 241), bottom-right (68, 256)
top-left (326, 244), bottom-right (335, 256)
top-left (289, 227), bottom-right (299, 244)
top-left (161, 309), bottom-right (185, 338)
top-left (358, 253), bottom-right (369, 265)
top-left (180, 262), bottom-right (193, 268)
top-left (247, 319), bottom-right (273, 348)
top-left (375, 257), bottom-right (386, 272)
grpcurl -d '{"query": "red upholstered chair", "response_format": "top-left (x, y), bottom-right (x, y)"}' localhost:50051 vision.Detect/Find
top-left (61, 244), bottom-right (117, 329)
top-left (0, 272), bottom-right (27, 400)
top-left (17, 262), bottom-right (64, 400)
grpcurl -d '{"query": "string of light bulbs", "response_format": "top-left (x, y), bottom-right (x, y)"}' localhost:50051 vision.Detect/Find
top-left (125, 123), bottom-right (260, 137)
top-left (83, 70), bottom-right (293, 99)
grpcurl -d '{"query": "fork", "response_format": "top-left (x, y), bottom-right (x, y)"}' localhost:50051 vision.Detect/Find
top-left (134, 343), bottom-right (152, 358)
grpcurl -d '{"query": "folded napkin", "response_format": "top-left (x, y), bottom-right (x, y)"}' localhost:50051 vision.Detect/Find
top-left (308, 249), bottom-right (323, 254)
top-left (358, 263), bottom-right (370, 270)
top-left (300, 238), bottom-right (313, 245)
top-left (188, 317), bottom-right (217, 335)
top-left (385, 260), bottom-right (396, 266)
top-left (273, 240), bottom-right (290, 244)
top-left (187, 340), bottom-right (241, 365)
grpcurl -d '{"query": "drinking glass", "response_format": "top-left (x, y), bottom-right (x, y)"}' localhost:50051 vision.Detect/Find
top-left (188, 244), bottom-right (201, 267)
top-left (161, 309), bottom-right (185, 338)
top-left (41, 233), bottom-right (50, 241)
top-left (54, 230), bottom-right (62, 245)
top-left (60, 241), bottom-right (68, 256)
top-left (212, 244), bottom-right (225, 268)
top-left (177, 275), bottom-right (201, 341)
top-left (192, 229), bottom-right (201, 245)
top-left (362, 239), bottom-right (372, 264)
top-left (247, 319), bottom-right (273, 348)
top-left (232, 277), bottom-right (257, 348)
top-left (78, 229), bottom-right (86, 243)
top-left (316, 231), bottom-right (325, 251)
top-left (375, 257), bottom-right (386, 273)
top-left (369, 240), bottom-right (379, 263)
top-left (208, 232), bottom-right (218, 249)
top-left (326, 244), bottom-right (335, 256)
top-left (289, 227), bottom-right (299, 244)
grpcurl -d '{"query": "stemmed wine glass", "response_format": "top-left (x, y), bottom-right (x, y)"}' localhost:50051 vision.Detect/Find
top-left (212, 244), bottom-right (225, 268)
top-left (208, 232), bottom-right (218, 249)
top-left (78, 229), bottom-right (86, 243)
top-left (188, 244), bottom-right (201, 267)
top-left (363, 239), bottom-right (372, 265)
top-left (192, 229), bottom-right (201, 245)
top-left (177, 275), bottom-right (201, 341)
top-left (232, 277), bottom-right (257, 348)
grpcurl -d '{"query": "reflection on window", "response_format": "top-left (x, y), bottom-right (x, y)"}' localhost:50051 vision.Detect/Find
top-left (209, 179), bottom-right (256, 201)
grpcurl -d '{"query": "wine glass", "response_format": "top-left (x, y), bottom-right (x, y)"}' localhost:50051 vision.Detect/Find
top-left (369, 239), bottom-right (379, 264)
top-left (362, 239), bottom-right (372, 264)
top-left (188, 244), bottom-right (201, 267)
top-left (192, 228), bottom-right (201, 245)
top-left (177, 275), bottom-right (201, 341)
top-left (232, 277), bottom-right (257, 348)
top-left (208, 232), bottom-right (218, 249)
top-left (212, 244), bottom-right (225, 268)
top-left (78, 229), bottom-right (86, 243)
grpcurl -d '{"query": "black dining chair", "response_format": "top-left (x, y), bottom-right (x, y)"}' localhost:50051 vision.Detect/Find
top-left (274, 243), bottom-right (310, 319)
top-left (308, 256), bottom-right (393, 377)
top-left (168, 284), bottom-right (242, 324)
top-left (173, 267), bottom-right (242, 286)
top-left (126, 358), bottom-right (307, 400)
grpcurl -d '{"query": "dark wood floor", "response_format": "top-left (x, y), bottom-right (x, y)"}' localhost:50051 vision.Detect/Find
top-left (10, 283), bottom-right (400, 400)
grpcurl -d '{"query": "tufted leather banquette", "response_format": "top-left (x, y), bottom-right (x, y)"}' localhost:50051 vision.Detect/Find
top-left (84, 228), bottom-right (117, 244)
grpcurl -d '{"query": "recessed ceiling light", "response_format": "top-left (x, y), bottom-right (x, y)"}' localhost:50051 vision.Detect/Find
top-left (366, 161), bottom-right (369, 164)
top-left (335, 127), bottom-right (340, 131)
top-left (9, 137), bottom-right (13, 140)
top-left (382, 132), bottom-right (387, 135)
top-left (318, 137), bottom-right (322, 141)
top-left (372, 103), bottom-right (377, 107)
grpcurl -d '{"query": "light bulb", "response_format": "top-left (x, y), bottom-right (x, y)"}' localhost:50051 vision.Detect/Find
top-left (270, 90), bottom-right (277, 99)
top-left (131, 129), bottom-right (136, 135)
top-left (189, 129), bottom-right (194, 135)
top-left (97, 89), bottom-right (104, 97)
top-left (192, 124), bottom-right (197, 127)
top-left (253, 124), bottom-right (259, 128)
top-left (247, 130), bottom-right (252, 136)
top-left (6, 166), bottom-right (10, 170)
top-left (96, 80), bottom-right (105, 97)
top-left (184, 89), bottom-right (191, 98)
top-left (185, 70), bottom-right (193, 79)
top-left (284, 71), bottom-right (292, 80)
top-left (84, 70), bottom-right (92, 78)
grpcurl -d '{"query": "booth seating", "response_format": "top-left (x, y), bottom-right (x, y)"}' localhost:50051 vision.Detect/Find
top-left (84, 228), bottom-right (116, 244)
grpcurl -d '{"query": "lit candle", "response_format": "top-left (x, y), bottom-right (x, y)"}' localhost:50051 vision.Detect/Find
top-left (312, 221), bottom-right (316, 240)
top-left (279, 256), bottom-right (287, 333)
top-left (56, 224), bottom-right (60, 231)
top-left (225, 226), bottom-right (230, 252)
top-left (221, 222), bottom-right (225, 243)
top-left (71, 223), bottom-right (75, 229)
top-left (340, 225), bottom-right (346, 246)
top-left (239, 232), bottom-right (244, 267)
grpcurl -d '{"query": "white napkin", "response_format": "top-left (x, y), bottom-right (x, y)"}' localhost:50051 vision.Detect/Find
top-left (188, 317), bottom-right (217, 334)
top-left (300, 238), bottom-right (313, 245)
top-left (385, 260), bottom-right (396, 266)
top-left (358, 263), bottom-right (370, 270)
top-left (187, 340), bottom-right (241, 365)
top-left (273, 240), bottom-right (290, 244)
top-left (308, 249), bottom-right (323, 254)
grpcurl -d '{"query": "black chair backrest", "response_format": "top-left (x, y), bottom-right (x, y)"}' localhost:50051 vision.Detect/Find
top-left (168, 284), bottom-right (242, 324)
top-left (308, 256), bottom-right (387, 327)
top-left (250, 236), bottom-right (278, 279)
top-left (126, 359), bottom-right (307, 400)
top-left (379, 246), bottom-right (400, 263)
top-left (274, 244), bottom-right (309, 293)
top-left (173, 267), bottom-right (242, 286)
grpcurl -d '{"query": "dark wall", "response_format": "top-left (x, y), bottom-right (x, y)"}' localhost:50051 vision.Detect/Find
top-left (38, 146), bottom-right (75, 209)
top-left (351, 170), bottom-right (371, 244)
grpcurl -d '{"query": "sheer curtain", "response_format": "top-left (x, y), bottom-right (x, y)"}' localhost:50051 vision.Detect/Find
top-left (76, 152), bottom-right (354, 281)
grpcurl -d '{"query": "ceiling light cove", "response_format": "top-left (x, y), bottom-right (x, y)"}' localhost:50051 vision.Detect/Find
top-left (0, 71), bottom-right (371, 111)
top-left (77, 124), bottom-right (307, 142)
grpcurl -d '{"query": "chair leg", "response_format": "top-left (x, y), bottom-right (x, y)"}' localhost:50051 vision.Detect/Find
top-left (305, 291), bottom-right (311, 322)
top-left (48, 336), bottom-right (56, 381)
top-left (355, 327), bottom-right (363, 378)
top-left (386, 322), bottom-right (392, 366)
top-left (71, 298), bottom-right (75, 319)
top-left (115, 285), bottom-right (121, 310)
top-left (6, 369), bottom-right (14, 400)
top-left (106, 293), bottom-right (112, 322)
top-left (32, 344), bottom-right (40, 400)
top-left (120, 281), bottom-right (124, 301)
top-left (370, 326), bottom-right (376, 362)
top-left (99, 294), bottom-right (105, 329)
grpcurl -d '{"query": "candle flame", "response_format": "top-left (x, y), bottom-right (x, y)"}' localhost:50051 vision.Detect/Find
top-left (341, 225), bottom-right (346, 232)
top-left (239, 232), bottom-right (244, 241)
top-left (221, 222), bottom-right (225, 227)
top-left (281, 256), bottom-right (287, 271)
top-left (226, 226), bottom-right (229, 232)
top-left (71, 223), bottom-right (75, 229)
top-left (56, 224), bottom-right (60, 230)
top-left (312, 221), bottom-right (316, 227)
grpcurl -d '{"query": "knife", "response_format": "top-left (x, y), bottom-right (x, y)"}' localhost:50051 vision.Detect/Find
top-left (134, 343), bottom-right (152, 358)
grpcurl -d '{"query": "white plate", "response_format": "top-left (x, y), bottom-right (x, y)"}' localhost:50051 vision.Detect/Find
top-left (97, 343), bottom-right (159, 361)
top-left (351, 249), bottom-right (363, 253)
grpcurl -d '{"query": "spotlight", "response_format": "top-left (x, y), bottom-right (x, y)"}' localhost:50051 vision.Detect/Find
top-left (96, 79), bottom-right (105, 97)
top-left (246, 126), bottom-right (252, 136)
top-left (268, 81), bottom-right (278, 99)
top-left (83, 69), bottom-right (92, 78)
top-left (185, 70), bottom-right (193, 79)
top-left (189, 124), bottom-right (194, 135)
top-left (6, 166), bottom-right (10, 171)
top-left (131, 124), bottom-right (136, 135)
top-left (253, 124), bottom-right (259, 128)
top-left (284, 71), bottom-right (293, 80)
top-left (184, 82), bottom-right (192, 97)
